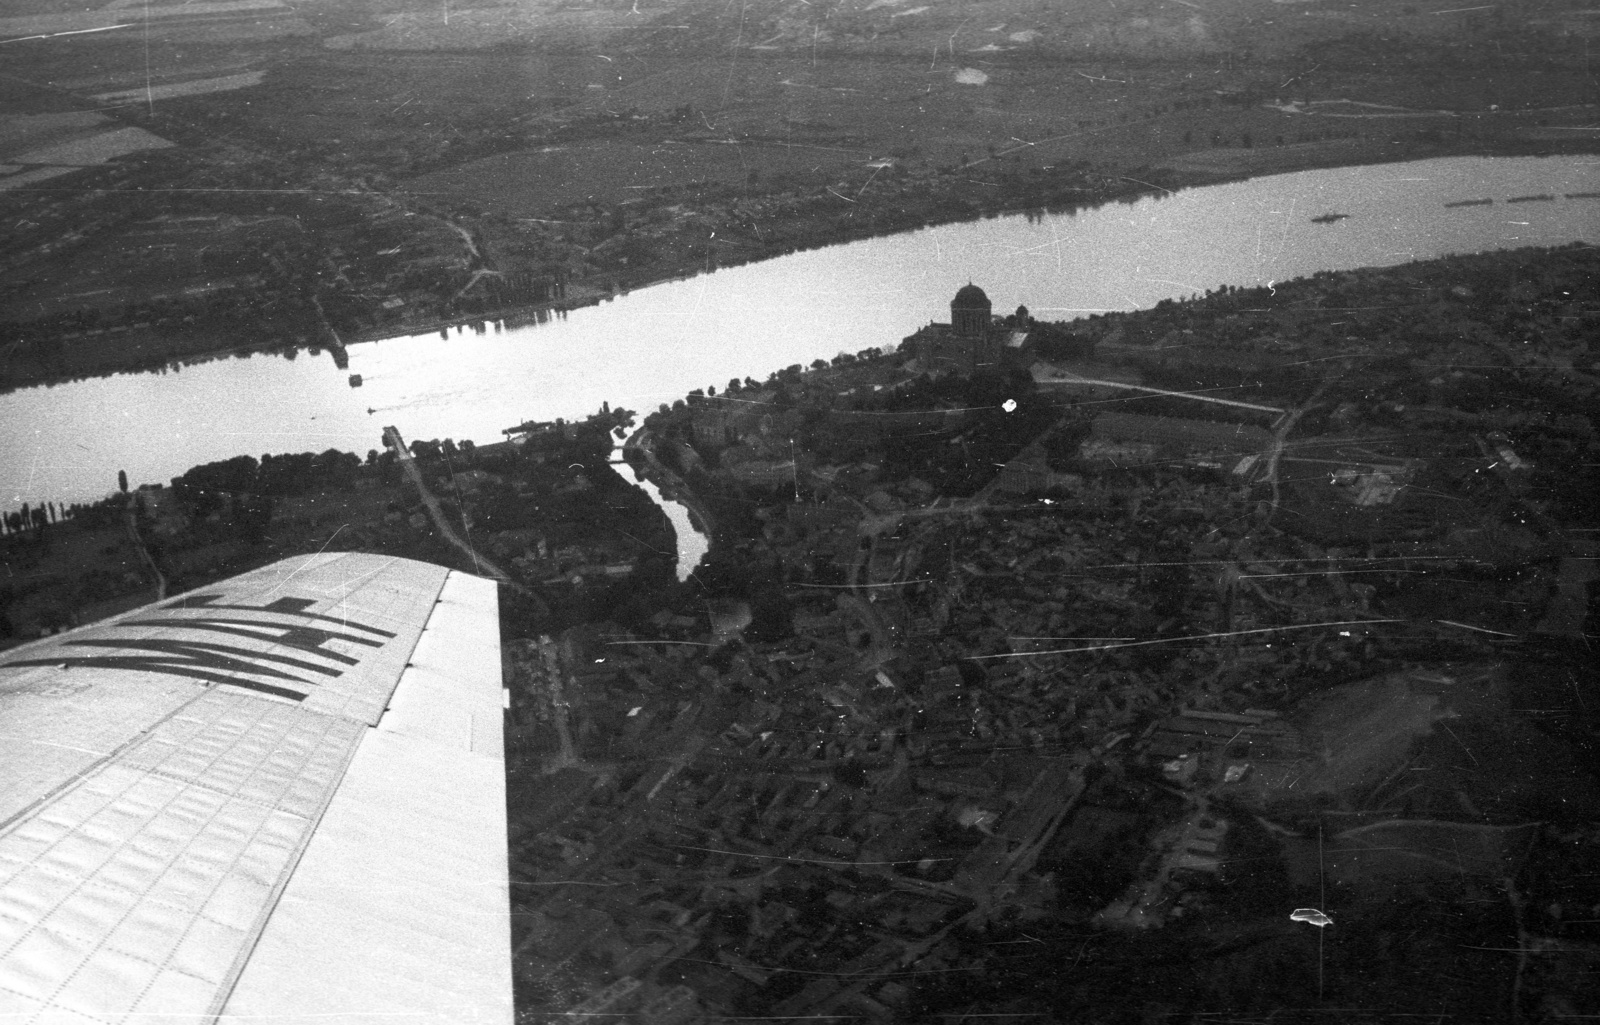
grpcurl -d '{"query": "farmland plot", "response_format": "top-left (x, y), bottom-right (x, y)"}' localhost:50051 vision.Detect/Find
top-left (0, 112), bottom-right (111, 161)
top-left (92, 71), bottom-right (267, 105)
top-left (13, 127), bottom-right (175, 166)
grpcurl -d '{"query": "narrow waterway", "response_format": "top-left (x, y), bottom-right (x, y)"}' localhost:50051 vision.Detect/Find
top-left (622, 469), bottom-right (708, 580)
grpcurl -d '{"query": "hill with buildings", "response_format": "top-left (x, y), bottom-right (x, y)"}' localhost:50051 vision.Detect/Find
top-left (11, 242), bottom-right (1597, 1021)
top-left (510, 242), bottom-right (1600, 1022)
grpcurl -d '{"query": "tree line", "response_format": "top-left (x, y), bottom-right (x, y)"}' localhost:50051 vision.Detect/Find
top-left (2, 447), bottom-right (377, 544)
top-left (0, 491), bottom-right (141, 537)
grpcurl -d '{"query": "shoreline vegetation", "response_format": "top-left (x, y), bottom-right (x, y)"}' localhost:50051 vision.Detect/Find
top-left (345, 136), bottom-right (1598, 343)
top-left (5, 240), bottom-right (1594, 641)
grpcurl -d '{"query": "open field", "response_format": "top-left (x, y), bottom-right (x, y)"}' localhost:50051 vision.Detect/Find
top-left (0, 166), bottom-right (81, 192)
top-left (410, 137), bottom-right (876, 212)
top-left (11, 125), bottom-right (173, 165)
top-left (5, 213), bottom-right (300, 320)
top-left (0, 0), bottom-right (290, 36)
top-left (91, 71), bottom-right (266, 104)
top-left (325, 4), bottom-right (640, 50)
top-left (0, 111), bottom-right (112, 157)
top-left (403, 44), bottom-right (1594, 213)
top-left (0, 0), bottom-right (310, 45)
top-left (0, 105), bottom-right (175, 199)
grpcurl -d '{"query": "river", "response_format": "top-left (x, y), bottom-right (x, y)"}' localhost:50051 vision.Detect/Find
top-left (2, 154), bottom-right (1595, 572)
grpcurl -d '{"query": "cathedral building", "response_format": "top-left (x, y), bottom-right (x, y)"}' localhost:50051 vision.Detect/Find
top-left (903, 283), bottom-right (1036, 375)
top-left (950, 283), bottom-right (992, 337)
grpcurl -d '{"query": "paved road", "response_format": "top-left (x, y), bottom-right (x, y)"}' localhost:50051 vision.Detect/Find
top-left (383, 425), bottom-right (519, 586)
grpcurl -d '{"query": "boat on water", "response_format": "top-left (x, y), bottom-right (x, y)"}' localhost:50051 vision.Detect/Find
top-left (1444, 198), bottom-right (1493, 208)
top-left (1310, 212), bottom-right (1350, 224)
top-left (1506, 194), bottom-right (1556, 204)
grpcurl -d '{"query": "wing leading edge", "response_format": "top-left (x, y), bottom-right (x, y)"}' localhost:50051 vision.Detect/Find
top-left (0, 553), bottom-right (512, 1024)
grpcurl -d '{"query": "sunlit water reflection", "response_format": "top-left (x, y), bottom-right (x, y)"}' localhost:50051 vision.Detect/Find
top-left (2, 154), bottom-right (1595, 571)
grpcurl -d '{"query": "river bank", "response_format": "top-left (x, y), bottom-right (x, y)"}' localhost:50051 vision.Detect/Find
top-left (628, 238), bottom-right (1600, 583)
top-left (5, 128), bottom-right (1593, 395)
top-left (5, 151), bottom-right (1596, 520)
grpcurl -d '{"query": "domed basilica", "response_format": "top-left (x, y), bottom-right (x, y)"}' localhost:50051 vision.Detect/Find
top-left (902, 283), bottom-right (1035, 376)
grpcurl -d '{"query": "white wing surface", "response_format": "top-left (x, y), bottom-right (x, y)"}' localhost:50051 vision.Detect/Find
top-left (0, 553), bottom-right (512, 1024)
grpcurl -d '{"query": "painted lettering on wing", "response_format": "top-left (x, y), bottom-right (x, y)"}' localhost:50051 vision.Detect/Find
top-left (3, 592), bottom-right (394, 701)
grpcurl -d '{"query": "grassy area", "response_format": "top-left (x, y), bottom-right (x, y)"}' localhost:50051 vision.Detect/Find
top-left (0, 519), bottom-right (152, 641)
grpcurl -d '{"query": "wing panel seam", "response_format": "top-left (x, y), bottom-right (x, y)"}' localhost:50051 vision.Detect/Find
top-left (201, 723), bottom-right (369, 1022)
top-left (25, 757), bottom-right (255, 1021)
top-left (0, 690), bottom-right (212, 837)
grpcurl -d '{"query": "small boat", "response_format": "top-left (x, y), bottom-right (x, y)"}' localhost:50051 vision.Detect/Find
top-left (1505, 194), bottom-right (1555, 204)
top-left (1310, 212), bottom-right (1350, 224)
top-left (348, 373), bottom-right (363, 387)
top-left (1444, 197), bottom-right (1492, 208)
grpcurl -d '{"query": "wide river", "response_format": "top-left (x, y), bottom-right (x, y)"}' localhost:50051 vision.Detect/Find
top-left (3, 154), bottom-right (1596, 562)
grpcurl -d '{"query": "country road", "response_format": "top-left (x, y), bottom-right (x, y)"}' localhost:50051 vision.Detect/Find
top-left (383, 424), bottom-right (520, 587)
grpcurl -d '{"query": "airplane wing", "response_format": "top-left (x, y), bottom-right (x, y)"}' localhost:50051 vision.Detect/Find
top-left (0, 552), bottom-right (512, 1024)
